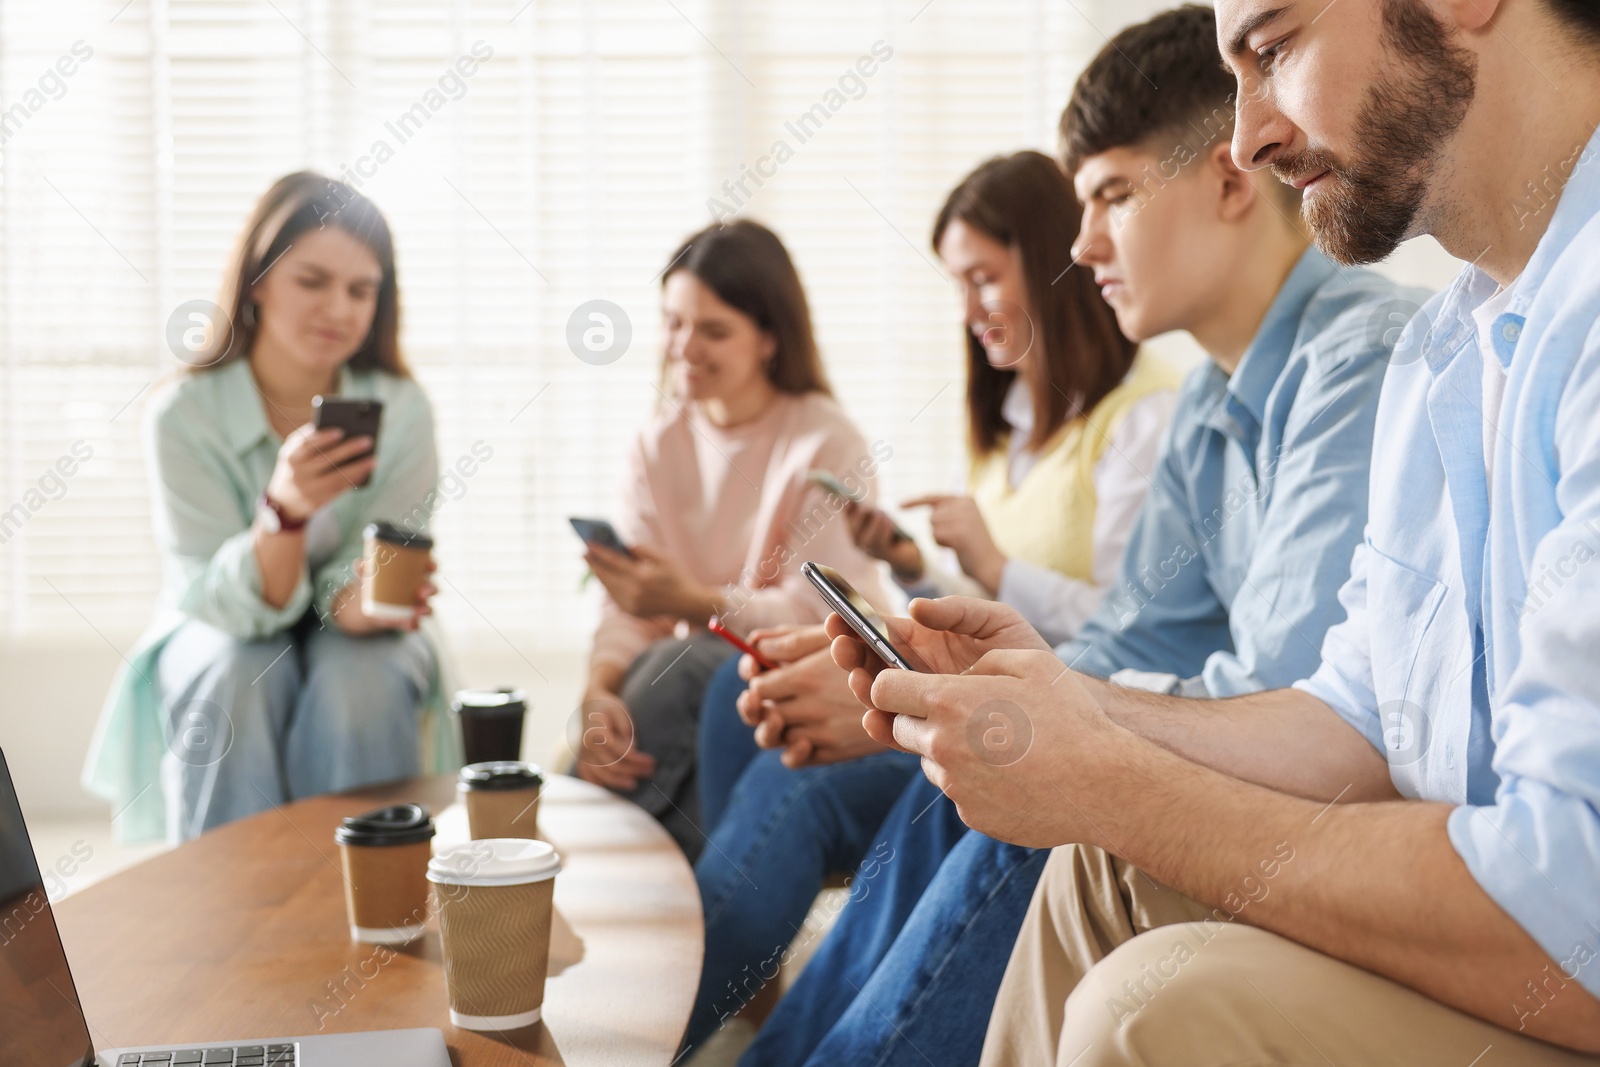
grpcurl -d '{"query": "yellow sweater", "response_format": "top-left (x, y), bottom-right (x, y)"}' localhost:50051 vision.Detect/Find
top-left (969, 353), bottom-right (1182, 582)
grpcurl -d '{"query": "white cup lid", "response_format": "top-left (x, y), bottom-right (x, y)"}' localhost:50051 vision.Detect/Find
top-left (428, 838), bottom-right (561, 886)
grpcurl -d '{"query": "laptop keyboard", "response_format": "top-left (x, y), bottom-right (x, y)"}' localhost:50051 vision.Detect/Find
top-left (117, 1045), bottom-right (297, 1066)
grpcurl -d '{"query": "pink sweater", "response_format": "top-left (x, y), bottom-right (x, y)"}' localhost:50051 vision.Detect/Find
top-left (592, 391), bottom-right (891, 671)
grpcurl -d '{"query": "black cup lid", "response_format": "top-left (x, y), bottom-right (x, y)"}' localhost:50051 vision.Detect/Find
top-left (364, 521), bottom-right (434, 550)
top-left (458, 761), bottom-right (545, 791)
top-left (333, 803), bottom-right (436, 846)
top-left (452, 687), bottom-right (527, 714)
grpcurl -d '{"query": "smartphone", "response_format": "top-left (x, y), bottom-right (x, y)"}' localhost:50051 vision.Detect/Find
top-left (569, 516), bottom-right (634, 558)
top-left (802, 561), bottom-right (926, 672)
top-left (806, 469), bottom-right (911, 543)
top-left (312, 396), bottom-right (383, 486)
top-left (707, 615), bottom-right (777, 671)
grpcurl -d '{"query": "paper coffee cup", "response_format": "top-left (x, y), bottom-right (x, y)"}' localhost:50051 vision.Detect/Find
top-left (334, 803), bottom-right (436, 944)
top-left (453, 688), bottom-right (528, 765)
top-left (458, 762), bottom-right (544, 840)
top-left (428, 839), bottom-right (562, 1031)
top-left (362, 521), bottom-right (433, 622)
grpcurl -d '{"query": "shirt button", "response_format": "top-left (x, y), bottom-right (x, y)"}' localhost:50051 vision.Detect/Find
top-left (1500, 320), bottom-right (1521, 343)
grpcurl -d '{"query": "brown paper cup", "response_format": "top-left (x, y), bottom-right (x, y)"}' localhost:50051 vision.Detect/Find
top-left (339, 839), bottom-right (432, 944)
top-left (362, 529), bottom-right (432, 622)
top-left (464, 785), bottom-right (541, 840)
top-left (429, 839), bottom-right (562, 1030)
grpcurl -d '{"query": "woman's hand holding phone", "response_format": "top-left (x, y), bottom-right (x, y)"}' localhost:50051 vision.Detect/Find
top-left (845, 501), bottom-right (925, 582)
top-left (586, 541), bottom-right (719, 621)
top-left (264, 423), bottom-right (376, 522)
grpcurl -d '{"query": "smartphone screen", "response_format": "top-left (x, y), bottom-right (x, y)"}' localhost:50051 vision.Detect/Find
top-left (312, 396), bottom-right (383, 486)
top-left (570, 517), bottom-right (634, 558)
top-left (802, 561), bottom-right (925, 671)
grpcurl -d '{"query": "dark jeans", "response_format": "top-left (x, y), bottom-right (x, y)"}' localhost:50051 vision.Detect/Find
top-left (741, 777), bottom-right (1048, 1067)
top-left (684, 654), bottom-right (921, 1051)
top-left (616, 632), bottom-right (735, 860)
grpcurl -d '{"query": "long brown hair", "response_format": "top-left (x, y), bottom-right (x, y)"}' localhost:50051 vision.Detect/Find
top-left (932, 152), bottom-right (1136, 456)
top-left (194, 171), bottom-right (409, 376)
top-left (660, 219), bottom-right (832, 397)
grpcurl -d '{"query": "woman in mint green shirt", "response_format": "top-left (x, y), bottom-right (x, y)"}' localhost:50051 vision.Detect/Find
top-left (83, 172), bottom-right (460, 843)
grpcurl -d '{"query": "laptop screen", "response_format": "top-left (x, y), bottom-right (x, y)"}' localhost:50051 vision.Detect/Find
top-left (0, 749), bottom-right (96, 1067)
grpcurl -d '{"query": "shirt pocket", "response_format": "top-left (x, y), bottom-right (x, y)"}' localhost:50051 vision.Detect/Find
top-left (1363, 543), bottom-right (1448, 784)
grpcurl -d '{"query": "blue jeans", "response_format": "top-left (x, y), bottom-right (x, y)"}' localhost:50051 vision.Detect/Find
top-left (686, 655), bottom-right (921, 1051)
top-left (155, 615), bottom-right (433, 842)
top-left (742, 778), bottom-right (1047, 1067)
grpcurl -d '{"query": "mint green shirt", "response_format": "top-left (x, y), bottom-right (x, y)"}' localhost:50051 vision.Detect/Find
top-left (82, 358), bottom-right (462, 841)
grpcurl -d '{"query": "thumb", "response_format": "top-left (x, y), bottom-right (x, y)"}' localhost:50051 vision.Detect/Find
top-left (900, 494), bottom-right (952, 510)
top-left (907, 595), bottom-right (1023, 639)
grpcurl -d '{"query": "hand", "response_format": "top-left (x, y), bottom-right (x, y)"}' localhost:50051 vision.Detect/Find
top-left (586, 542), bottom-right (716, 621)
top-left (735, 644), bottom-right (885, 768)
top-left (572, 688), bottom-right (657, 792)
top-left (330, 559), bottom-right (437, 635)
top-left (864, 648), bottom-right (1132, 847)
top-left (736, 624), bottom-right (831, 682)
top-left (827, 595), bottom-right (1052, 687)
top-left (845, 501), bottom-right (924, 582)
top-left (902, 495), bottom-right (1006, 594)
top-left (264, 425), bottom-right (376, 523)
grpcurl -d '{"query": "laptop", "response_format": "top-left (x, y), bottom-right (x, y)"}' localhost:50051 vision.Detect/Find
top-left (0, 749), bottom-right (451, 1067)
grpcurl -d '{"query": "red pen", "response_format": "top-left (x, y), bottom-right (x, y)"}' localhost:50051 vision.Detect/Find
top-left (707, 615), bottom-right (777, 670)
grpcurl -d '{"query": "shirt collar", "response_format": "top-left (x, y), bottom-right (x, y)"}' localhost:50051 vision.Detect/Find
top-left (1423, 122), bottom-right (1600, 371)
top-left (1001, 375), bottom-right (1033, 436)
top-left (217, 357), bottom-right (356, 455)
top-left (1212, 245), bottom-right (1340, 436)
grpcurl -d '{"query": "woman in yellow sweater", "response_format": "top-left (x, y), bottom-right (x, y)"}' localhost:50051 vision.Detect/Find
top-left (850, 149), bottom-right (1179, 645)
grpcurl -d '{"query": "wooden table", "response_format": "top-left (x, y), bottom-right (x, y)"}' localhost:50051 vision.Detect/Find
top-left (55, 774), bottom-right (703, 1066)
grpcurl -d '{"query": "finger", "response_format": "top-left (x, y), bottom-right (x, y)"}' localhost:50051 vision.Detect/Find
top-left (780, 736), bottom-right (815, 769)
top-left (626, 543), bottom-right (665, 562)
top-left (890, 709), bottom-right (936, 758)
top-left (735, 687), bottom-right (763, 726)
top-left (303, 434), bottom-right (375, 470)
top-left (415, 583), bottom-right (437, 602)
top-left (830, 632), bottom-right (876, 677)
top-left (737, 653), bottom-right (761, 682)
top-left (907, 595), bottom-right (1024, 640)
top-left (754, 712), bottom-right (786, 749)
top-left (754, 624), bottom-right (830, 663)
top-left (862, 708), bottom-right (903, 751)
top-left (846, 665), bottom-right (878, 709)
top-left (868, 668), bottom-right (957, 721)
top-left (586, 542), bottom-right (634, 567)
top-left (747, 662), bottom-right (809, 703)
top-left (307, 455), bottom-right (375, 490)
top-left (585, 550), bottom-right (632, 578)
top-left (899, 494), bottom-right (952, 510)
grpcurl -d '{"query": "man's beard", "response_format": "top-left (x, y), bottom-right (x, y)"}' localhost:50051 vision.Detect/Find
top-left (1274, 0), bottom-right (1477, 265)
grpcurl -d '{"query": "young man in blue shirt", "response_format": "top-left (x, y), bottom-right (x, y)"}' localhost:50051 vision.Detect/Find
top-left (687, 8), bottom-right (1429, 1063)
top-left (832, 1), bottom-right (1600, 1061)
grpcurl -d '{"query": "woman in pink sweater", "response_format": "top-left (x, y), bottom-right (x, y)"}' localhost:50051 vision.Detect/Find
top-left (576, 219), bottom-right (887, 856)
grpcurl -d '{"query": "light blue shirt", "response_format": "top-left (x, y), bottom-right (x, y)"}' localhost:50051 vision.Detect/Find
top-left (1063, 248), bottom-right (1431, 698)
top-left (1301, 129), bottom-right (1600, 998)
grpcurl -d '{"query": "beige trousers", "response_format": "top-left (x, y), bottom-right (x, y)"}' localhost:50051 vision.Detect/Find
top-left (980, 844), bottom-right (1600, 1067)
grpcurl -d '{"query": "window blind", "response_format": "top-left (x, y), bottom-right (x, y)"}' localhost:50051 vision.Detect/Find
top-left (0, 0), bottom-right (1138, 648)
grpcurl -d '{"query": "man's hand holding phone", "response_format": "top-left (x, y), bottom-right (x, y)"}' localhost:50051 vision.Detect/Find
top-left (824, 596), bottom-right (1053, 749)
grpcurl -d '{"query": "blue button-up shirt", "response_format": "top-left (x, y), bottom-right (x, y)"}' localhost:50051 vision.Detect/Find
top-left (1063, 248), bottom-right (1431, 698)
top-left (1301, 129), bottom-right (1600, 997)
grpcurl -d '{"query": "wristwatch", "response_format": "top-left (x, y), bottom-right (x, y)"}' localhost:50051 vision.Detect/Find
top-left (257, 491), bottom-right (309, 533)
